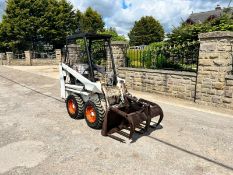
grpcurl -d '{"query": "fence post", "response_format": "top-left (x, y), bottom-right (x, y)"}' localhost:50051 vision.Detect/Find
top-left (6, 52), bottom-right (13, 65)
top-left (196, 31), bottom-right (233, 108)
top-left (25, 51), bottom-right (32, 66)
top-left (55, 49), bottom-right (62, 63)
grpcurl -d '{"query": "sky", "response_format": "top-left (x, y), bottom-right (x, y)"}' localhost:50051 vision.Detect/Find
top-left (69, 0), bottom-right (230, 35)
top-left (0, 0), bottom-right (231, 36)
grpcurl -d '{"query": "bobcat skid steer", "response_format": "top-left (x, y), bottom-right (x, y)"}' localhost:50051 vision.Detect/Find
top-left (59, 33), bottom-right (163, 142)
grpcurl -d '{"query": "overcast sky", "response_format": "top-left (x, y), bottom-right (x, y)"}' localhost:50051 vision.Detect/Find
top-left (0, 0), bottom-right (231, 36)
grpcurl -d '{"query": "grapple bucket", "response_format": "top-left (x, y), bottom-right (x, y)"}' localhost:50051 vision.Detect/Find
top-left (101, 95), bottom-right (163, 141)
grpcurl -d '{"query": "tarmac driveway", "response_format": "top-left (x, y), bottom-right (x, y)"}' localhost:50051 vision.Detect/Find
top-left (0, 66), bottom-right (232, 175)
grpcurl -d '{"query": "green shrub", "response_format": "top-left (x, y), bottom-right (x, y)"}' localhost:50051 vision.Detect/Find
top-left (148, 42), bottom-right (165, 48)
top-left (140, 49), bottom-right (149, 68)
top-left (155, 54), bottom-right (167, 69)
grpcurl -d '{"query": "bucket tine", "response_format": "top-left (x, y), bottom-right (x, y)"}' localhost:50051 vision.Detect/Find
top-left (116, 130), bottom-right (130, 138)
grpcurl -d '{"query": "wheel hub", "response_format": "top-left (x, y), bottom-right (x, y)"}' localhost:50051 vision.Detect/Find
top-left (85, 106), bottom-right (97, 123)
top-left (68, 99), bottom-right (76, 114)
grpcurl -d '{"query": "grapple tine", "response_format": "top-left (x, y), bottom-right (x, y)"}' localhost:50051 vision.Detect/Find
top-left (124, 127), bottom-right (143, 134)
top-left (108, 134), bottom-right (126, 143)
top-left (116, 130), bottom-right (130, 138)
top-left (139, 98), bottom-right (163, 126)
top-left (156, 111), bottom-right (163, 127)
top-left (129, 123), bottom-right (135, 139)
top-left (141, 122), bottom-right (160, 129)
top-left (136, 124), bottom-right (145, 130)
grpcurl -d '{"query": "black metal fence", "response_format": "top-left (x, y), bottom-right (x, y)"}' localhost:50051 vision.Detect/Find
top-left (31, 51), bottom-right (56, 59)
top-left (125, 42), bottom-right (200, 72)
top-left (13, 53), bottom-right (25, 60)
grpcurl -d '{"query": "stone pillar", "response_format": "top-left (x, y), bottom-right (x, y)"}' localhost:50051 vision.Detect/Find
top-left (196, 31), bottom-right (233, 107)
top-left (0, 53), bottom-right (6, 65)
top-left (111, 41), bottom-right (128, 69)
top-left (24, 51), bottom-right (32, 66)
top-left (67, 44), bottom-right (80, 66)
top-left (6, 52), bottom-right (13, 65)
top-left (55, 49), bottom-right (62, 62)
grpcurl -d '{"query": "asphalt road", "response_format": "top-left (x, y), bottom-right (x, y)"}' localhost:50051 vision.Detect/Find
top-left (0, 66), bottom-right (233, 175)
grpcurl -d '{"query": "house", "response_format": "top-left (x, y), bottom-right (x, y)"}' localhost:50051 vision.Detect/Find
top-left (186, 5), bottom-right (232, 24)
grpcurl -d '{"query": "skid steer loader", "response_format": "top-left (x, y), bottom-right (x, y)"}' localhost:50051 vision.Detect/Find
top-left (59, 32), bottom-right (163, 142)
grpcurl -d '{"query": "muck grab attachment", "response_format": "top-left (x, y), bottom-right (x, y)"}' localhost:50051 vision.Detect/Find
top-left (102, 96), bottom-right (163, 141)
top-left (59, 32), bottom-right (163, 142)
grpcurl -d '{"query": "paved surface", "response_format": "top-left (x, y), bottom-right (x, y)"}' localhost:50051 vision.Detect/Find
top-left (0, 66), bottom-right (233, 175)
top-left (4, 65), bottom-right (59, 79)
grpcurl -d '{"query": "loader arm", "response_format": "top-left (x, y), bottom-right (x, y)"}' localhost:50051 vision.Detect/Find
top-left (60, 63), bottom-right (102, 94)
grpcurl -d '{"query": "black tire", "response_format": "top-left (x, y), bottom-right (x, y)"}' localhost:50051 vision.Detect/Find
top-left (84, 98), bottom-right (105, 129)
top-left (66, 94), bottom-right (84, 119)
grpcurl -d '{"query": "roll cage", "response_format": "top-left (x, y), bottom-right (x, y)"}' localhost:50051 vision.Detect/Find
top-left (64, 33), bottom-right (117, 85)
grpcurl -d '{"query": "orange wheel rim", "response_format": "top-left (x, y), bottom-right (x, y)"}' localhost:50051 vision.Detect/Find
top-left (68, 99), bottom-right (76, 114)
top-left (85, 106), bottom-right (97, 123)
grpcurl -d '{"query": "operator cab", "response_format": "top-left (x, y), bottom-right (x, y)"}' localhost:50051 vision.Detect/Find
top-left (64, 33), bottom-right (117, 86)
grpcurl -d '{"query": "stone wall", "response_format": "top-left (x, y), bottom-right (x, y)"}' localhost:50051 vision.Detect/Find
top-left (2, 50), bottom-right (61, 66)
top-left (31, 59), bottom-right (60, 66)
top-left (196, 31), bottom-right (233, 109)
top-left (115, 31), bottom-right (233, 109)
top-left (118, 67), bottom-right (196, 101)
top-left (4, 59), bottom-right (60, 66)
top-left (8, 59), bottom-right (30, 66)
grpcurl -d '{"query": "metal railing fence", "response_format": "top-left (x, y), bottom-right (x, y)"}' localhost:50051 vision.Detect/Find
top-left (126, 42), bottom-right (200, 72)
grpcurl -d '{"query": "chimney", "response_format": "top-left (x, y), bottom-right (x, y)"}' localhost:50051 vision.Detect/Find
top-left (215, 4), bottom-right (221, 10)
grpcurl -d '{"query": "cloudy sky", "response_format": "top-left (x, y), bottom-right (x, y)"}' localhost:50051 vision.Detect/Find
top-left (0, 0), bottom-right (231, 36)
top-left (69, 0), bottom-right (230, 35)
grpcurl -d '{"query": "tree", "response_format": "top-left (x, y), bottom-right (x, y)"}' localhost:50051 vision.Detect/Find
top-left (41, 0), bottom-right (76, 48)
top-left (0, 1), bottom-right (106, 51)
top-left (81, 7), bottom-right (105, 33)
top-left (128, 16), bottom-right (164, 46)
top-left (168, 12), bottom-right (233, 44)
top-left (73, 9), bottom-right (83, 32)
top-left (99, 27), bottom-right (126, 41)
top-left (0, 0), bottom-right (75, 51)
